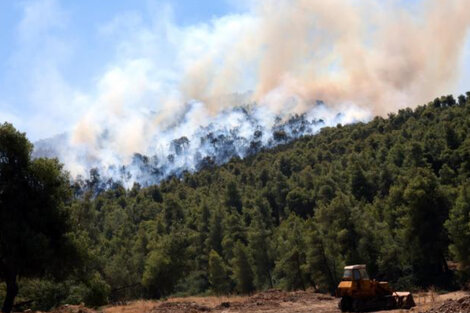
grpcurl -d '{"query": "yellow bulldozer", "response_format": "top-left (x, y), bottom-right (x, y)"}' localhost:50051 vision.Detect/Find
top-left (336, 264), bottom-right (415, 312)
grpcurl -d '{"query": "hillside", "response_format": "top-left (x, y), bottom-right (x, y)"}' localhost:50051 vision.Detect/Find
top-left (6, 93), bottom-right (470, 310)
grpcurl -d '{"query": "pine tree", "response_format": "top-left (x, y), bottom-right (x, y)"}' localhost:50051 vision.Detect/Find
top-left (225, 181), bottom-right (242, 213)
top-left (142, 233), bottom-right (188, 298)
top-left (0, 123), bottom-right (82, 313)
top-left (231, 241), bottom-right (255, 294)
top-left (401, 168), bottom-right (451, 285)
top-left (445, 184), bottom-right (470, 273)
top-left (195, 202), bottom-right (211, 269)
top-left (314, 193), bottom-right (359, 265)
top-left (222, 212), bottom-right (245, 260)
top-left (208, 250), bottom-right (231, 294)
top-left (247, 212), bottom-right (274, 289)
top-left (305, 222), bottom-right (338, 293)
top-left (273, 214), bottom-right (308, 291)
top-left (349, 161), bottom-right (373, 202)
top-left (207, 208), bottom-right (224, 255)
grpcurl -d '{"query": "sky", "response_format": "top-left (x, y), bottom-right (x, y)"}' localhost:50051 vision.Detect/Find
top-left (0, 0), bottom-right (240, 140)
top-left (0, 0), bottom-right (469, 142)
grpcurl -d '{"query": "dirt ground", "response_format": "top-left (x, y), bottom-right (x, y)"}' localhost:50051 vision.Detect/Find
top-left (46, 289), bottom-right (470, 313)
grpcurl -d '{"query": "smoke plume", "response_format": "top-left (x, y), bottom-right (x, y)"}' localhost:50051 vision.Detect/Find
top-left (37, 0), bottom-right (470, 187)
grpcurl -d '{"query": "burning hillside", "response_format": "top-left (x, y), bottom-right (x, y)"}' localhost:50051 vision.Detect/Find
top-left (29, 0), bottom-right (470, 188)
top-left (34, 101), bottom-right (369, 187)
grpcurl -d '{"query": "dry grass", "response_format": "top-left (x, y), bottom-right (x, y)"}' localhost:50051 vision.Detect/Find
top-left (401, 290), bottom-right (470, 313)
top-left (103, 300), bottom-right (157, 313)
top-left (166, 294), bottom-right (245, 307)
top-left (96, 289), bottom-right (470, 313)
top-left (102, 295), bottom-right (247, 313)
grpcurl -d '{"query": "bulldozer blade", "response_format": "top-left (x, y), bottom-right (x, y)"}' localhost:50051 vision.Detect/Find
top-left (393, 291), bottom-right (416, 309)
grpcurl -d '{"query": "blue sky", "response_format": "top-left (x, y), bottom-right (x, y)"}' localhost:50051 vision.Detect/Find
top-left (0, 0), bottom-right (236, 85)
top-left (0, 0), bottom-right (469, 142)
top-left (0, 0), bottom-right (242, 140)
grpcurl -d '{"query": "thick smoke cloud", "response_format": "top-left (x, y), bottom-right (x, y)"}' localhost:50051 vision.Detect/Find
top-left (178, 0), bottom-right (470, 114)
top-left (40, 0), bottom-right (470, 186)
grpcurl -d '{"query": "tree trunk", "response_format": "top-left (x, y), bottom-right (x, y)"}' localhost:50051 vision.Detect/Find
top-left (295, 251), bottom-right (306, 290)
top-left (2, 272), bottom-right (18, 313)
top-left (267, 268), bottom-right (274, 289)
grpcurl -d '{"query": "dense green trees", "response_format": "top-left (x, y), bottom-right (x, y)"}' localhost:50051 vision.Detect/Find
top-left (142, 233), bottom-right (189, 298)
top-left (247, 213), bottom-right (274, 289)
top-left (0, 123), bottom-right (81, 313)
top-left (400, 168), bottom-right (451, 285)
top-left (446, 184), bottom-right (470, 279)
top-left (61, 92), bottom-right (470, 299)
top-left (208, 250), bottom-right (230, 294)
top-left (273, 214), bottom-right (308, 291)
top-left (3, 93), bottom-right (470, 309)
top-left (231, 242), bottom-right (254, 294)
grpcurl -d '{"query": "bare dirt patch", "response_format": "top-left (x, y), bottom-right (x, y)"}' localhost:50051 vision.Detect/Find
top-left (41, 289), bottom-right (470, 313)
top-left (43, 304), bottom-right (96, 313)
top-left (103, 289), bottom-right (338, 313)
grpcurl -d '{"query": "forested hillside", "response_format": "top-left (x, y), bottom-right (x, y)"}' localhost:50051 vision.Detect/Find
top-left (4, 93), bottom-right (470, 309)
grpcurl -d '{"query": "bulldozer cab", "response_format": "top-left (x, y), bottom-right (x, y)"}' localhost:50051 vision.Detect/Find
top-left (342, 265), bottom-right (369, 281)
top-left (337, 265), bottom-right (373, 299)
top-left (338, 265), bottom-right (374, 299)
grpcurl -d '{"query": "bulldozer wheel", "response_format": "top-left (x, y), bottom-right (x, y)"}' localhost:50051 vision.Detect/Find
top-left (339, 297), bottom-right (352, 312)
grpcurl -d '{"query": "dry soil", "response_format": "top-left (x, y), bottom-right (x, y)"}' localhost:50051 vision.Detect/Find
top-left (44, 289), bottom-right (470, 313)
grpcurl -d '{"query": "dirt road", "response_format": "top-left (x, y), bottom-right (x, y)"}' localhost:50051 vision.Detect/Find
top-left (49, 289), bottom-right (470, 313)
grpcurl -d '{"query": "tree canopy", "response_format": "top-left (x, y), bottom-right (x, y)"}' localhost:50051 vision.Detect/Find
top-left (0, 123), bottom-right (80, 313)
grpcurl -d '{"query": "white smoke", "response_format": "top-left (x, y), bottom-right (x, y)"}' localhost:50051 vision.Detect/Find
top-left (36, 101), bottom-right (370, 188)
top-left (35, 0), bottom-right (470, 187)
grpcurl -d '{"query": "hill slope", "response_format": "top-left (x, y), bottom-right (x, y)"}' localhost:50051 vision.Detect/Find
top-left (12, 93), bottom-right (470, 309)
